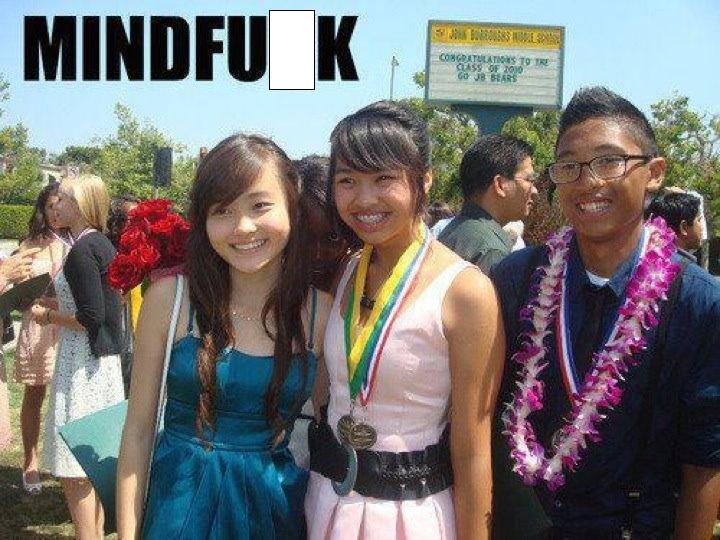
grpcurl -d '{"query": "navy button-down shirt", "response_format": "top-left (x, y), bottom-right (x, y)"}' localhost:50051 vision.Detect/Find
top-left (490, 236), bottom-right (720, 534)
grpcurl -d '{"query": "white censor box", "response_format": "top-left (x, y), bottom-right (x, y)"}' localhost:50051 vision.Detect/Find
top-left (425, 21), bottom-right (564, 109)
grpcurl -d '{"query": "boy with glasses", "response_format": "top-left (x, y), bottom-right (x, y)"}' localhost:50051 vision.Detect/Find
top-left (490, 87), bottom-right (720, 539)
top-left (439, 134), bottom-right (538, 272)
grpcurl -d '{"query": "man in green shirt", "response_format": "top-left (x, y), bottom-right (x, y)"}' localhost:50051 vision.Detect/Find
top-left (439, 134), bottom-right (538, 272)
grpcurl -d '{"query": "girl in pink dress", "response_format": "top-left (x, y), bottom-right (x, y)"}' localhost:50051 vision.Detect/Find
top-left (305, 101), bottom-right (505, 539)
top-left (14, 183), bottom-right (68, 494)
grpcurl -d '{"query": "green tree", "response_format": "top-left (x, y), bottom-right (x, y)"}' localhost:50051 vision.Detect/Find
top-left (651, 94), bottom-right (720, 229)
top-left (405, 73), bottom-right (477, 206)
top-left (0, 74), bottom-right (9, 118)
top-left (503, 110), bottom-right (565, 244)
top-left (91, 104), bottom-right (191, 208)
top-left (54, 145), bottom-right (102, 167)
top-left (0, 152), bottom-right (42, 203)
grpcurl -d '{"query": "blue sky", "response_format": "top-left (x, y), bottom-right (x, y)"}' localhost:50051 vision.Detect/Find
top-left (2, 0), bottom-right (719, 159)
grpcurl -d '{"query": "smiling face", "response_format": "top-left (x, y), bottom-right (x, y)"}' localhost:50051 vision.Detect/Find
top-left (333, 160), bottom-right (427, 249)
top-left (555, 118), bottom-right (665, 245)
top-left (205, 162), bottom-right (291, 277)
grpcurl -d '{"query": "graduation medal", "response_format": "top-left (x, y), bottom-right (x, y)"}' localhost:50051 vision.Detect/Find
top-left (332, 225), bottom-right (430, 495)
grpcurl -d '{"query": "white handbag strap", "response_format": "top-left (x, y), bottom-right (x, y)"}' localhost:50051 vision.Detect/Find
top-left (143, 274), bottom-right (184, 506)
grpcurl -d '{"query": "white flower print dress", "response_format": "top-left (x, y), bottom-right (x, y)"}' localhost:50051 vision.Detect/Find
top-left (43, 269), bottom-right (124, 477)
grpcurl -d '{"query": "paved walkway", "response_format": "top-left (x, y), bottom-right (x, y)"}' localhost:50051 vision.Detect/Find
top-left (0, 239), bottom-right (18, 254)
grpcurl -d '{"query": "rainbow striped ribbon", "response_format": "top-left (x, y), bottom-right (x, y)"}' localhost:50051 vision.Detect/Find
top-left (556, 227), bottom-right (650, 403)
top-left (344, 226), bottom-right (430, 404)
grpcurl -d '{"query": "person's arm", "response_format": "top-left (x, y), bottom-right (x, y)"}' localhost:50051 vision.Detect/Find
top-left (675, 464), bottom-right (720, 539)
top-left (445, 267), bottom-right (506, 540)
top-left (675, 287), bottom-right (720, 539)
top-left (31, 303), bottom-right (84, 331)
top-left (310, 291), bottom-right (333, 420)
top-left (62, 240), bottom-right (108, 335)
top-left (0, 248), bottom-right (41, 291)
top-left (116, 278), bottom-right (177, 539)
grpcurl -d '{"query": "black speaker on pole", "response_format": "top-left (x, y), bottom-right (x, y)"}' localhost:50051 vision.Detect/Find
top-left (153, 147), bottom-right (173, 187)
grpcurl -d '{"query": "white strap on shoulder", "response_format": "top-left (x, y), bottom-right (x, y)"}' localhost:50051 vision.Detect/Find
top-left (143, 274), bottom-right (184, 507)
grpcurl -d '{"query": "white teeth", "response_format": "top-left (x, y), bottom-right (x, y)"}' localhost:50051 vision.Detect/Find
top-left (578, 201), bottom-right (610, 213)
top-left (232, 240), bottom-right (265, 250)
top-left (356, 214), bottom-right (385, 224)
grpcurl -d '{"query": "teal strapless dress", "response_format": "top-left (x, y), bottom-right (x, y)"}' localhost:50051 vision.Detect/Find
top-left (142, 327), bottom-right (316, 539)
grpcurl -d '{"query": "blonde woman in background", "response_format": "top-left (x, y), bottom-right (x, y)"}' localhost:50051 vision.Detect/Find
top-left (31, 174), bottom-right (124, 539)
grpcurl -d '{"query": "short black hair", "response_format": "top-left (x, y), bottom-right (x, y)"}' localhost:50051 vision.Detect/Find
top-left (558, 86), bottom-right (658, 155)
top-left (329, 100), bottom-right (431, 247)
top-left (459, 134), bottom-right (533, 198)
top-left (646, 191), bottom-right (701, 233)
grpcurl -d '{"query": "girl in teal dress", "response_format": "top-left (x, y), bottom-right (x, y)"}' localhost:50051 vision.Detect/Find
top-left (117, 134), bottom-right (332, 539)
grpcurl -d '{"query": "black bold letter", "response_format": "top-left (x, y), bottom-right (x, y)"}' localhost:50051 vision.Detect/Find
top-left (228, 16), bottom-right (266, 82)
top-left (150, 17), bottom-right (190, 80)
top-left (196, 16), bottom-right (224, 81)
top-left (24, 16), bottom-right (76, 81)
top-left (106, 16), bottom-right (144, 81)
top-left (83, 17), bottom-right (100, 80)
top-left (318, 16), bottom-right (358, 81)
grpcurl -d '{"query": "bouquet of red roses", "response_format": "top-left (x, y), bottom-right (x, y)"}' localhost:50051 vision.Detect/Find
top-left (108, 199), bottom-right (190, 294)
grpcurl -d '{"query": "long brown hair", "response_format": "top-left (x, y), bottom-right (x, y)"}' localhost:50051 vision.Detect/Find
top-left (184, 134), bottom-right (310, 441)
top-left (24, 182), bottom-right (59, 242)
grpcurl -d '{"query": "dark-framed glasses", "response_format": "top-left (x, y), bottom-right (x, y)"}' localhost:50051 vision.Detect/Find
top-left (547, 154), bottom-right (654, 185)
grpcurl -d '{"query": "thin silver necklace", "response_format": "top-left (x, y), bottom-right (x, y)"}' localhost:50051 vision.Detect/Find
top-left (230, 308), bottom-right (262, 322)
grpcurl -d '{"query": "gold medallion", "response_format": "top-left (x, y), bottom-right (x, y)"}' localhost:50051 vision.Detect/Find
top-left (337, 414), bottom-right (355, 444)
top-left (348, 421), bottom-right (377, 450)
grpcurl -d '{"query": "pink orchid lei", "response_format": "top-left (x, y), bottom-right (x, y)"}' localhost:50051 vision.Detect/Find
top-left (501, 217), bottom-right (680, 491)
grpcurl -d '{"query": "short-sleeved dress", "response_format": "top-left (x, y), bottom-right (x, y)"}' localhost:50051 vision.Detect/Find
top-left (142, 299), bottom-right (318, 539)
top-left (305, 256), bottom-right (473, 540)
top-left (14, 236), bottom-right (65, 386)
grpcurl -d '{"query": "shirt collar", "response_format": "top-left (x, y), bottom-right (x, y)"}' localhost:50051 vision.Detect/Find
top-left (459, 201), bottom-right (513, 248)
top-left (567, 232), bottom-right (645, 299)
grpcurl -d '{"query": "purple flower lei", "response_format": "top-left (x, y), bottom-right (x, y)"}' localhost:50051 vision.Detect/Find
top-left (501, 218), bottom-right (681, 491)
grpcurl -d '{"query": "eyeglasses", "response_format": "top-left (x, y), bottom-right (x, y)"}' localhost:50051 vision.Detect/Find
top-left (502, 172), bottom-right (539, 184)
top-left (547, 154), bottom-right (653, 185)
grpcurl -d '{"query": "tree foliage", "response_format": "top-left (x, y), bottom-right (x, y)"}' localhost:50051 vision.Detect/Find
top-left (54, 145), bottom-right (102, 166)
top-left (651, 93), bottom-right (720, 230)
top-left (0, 74), bottom-right (9, 118)
top-left (84, 104), bottom-right (195, 211)
top-left (404, 73), bottom-right (477, 206)
top-left (503, 110), bottom-right (565, 244)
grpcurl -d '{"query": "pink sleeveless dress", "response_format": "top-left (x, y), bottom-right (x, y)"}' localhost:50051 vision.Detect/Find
top-left (14, 236), bottom-right (65, 385)
top-left (305, 255), bottom-right (474, 540)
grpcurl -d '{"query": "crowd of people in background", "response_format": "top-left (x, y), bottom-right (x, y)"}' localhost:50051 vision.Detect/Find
top-left (0, 86), bottom-right (717, 539)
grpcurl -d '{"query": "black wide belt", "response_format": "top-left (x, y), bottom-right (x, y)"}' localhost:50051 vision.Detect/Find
top-left (308, 417), bottom-right (453, 501)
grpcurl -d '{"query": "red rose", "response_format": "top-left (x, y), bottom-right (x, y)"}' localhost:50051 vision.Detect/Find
top-left (118, 224), bottom-right (149, 253)
top-left (108, 253), bottom-right (144, 293)
top-left (133, 240), bottom-right (161, 270)
top-left (128, 199), bottom-right (173, 222)
top-left (165, 223), bottom-right (189, 265)
top-left (150, 213), bottom-right (183, 238)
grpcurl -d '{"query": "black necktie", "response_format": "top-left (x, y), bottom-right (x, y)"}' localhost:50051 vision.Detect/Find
top-left (573, 286), bottom-right (612, 379)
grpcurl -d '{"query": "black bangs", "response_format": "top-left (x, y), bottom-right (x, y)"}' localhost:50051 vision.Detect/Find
top-left (331, 114), bottom-right (421, 175)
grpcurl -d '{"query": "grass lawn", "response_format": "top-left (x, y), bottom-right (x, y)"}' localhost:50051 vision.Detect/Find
top-left (0, 347), bottom-right (116, 539)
